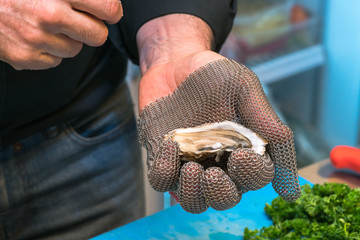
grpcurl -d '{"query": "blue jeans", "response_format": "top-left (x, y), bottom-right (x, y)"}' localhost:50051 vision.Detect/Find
top-left (0, 82), bottom-right (145, 240)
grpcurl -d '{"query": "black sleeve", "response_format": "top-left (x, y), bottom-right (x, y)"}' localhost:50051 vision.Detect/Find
top-left (118, 0), bottom-right (237, 64)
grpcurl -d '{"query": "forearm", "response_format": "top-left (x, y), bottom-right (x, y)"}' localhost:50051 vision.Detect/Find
top-left (136, 14), bottom-right (214, 74)
top-left (136, 14), bottom-right (225, 110)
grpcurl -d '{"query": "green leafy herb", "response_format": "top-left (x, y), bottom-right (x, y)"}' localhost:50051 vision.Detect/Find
top-left (244, 183), bottom-right (360, 240)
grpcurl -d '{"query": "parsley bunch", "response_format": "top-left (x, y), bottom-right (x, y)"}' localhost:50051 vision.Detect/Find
top-left (244, 183), bottom-right (360, 240)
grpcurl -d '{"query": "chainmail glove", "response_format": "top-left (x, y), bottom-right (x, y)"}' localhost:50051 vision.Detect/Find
top-left (138, 58), bottom-right (301, 214)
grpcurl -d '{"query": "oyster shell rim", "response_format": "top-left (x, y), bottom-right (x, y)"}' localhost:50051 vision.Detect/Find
top-left (164, 121), bottom-right (268, 162)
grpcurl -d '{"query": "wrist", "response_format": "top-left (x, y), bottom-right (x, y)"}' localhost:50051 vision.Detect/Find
top-left (136, 14), bottom-right (214, 74)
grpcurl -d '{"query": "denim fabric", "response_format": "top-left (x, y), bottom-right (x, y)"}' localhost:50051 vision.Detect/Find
top-left (0, 82), bottom-right (145, 240)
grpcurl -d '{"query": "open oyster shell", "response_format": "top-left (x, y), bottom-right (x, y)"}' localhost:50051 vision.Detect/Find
top-left (164, 121), bottom-right (268, 162)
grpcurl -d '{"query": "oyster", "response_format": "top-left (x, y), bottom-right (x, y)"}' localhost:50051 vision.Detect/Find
top-left (164, 121), bottom-right (268, 162)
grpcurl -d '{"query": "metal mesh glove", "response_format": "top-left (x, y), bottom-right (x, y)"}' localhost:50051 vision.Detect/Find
top-left (138, 58), bottom-right (301, 213)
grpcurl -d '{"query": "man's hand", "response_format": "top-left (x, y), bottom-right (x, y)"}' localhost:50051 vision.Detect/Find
top-left (137, 14), bottom-right (301, 214)
top-left (0, 0), bottom-right (122, 70)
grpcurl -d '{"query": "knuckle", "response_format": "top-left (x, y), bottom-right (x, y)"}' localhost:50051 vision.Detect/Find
top-left (11, 65), bottom-right (24, 71)
top-left (38, 6), bottom-right (60, 26)
top-left (6, 41), bottom-right (64, 70)
top-left (23, 29), bottom-right (43, 45)
top-left (178, 163), bottom-right (208, 214)
top-left (90, 27), bottom-right (108, 46)
top-left (272, 124), bottom-right (294, 143)
top-left (181, 161), bottom-right (204, 174)
top-left (12, 50), bottom-right (62, 70)
top-left (67, 42), bottom-right (83, 58)
top-left (104, 0), bottom-right (122, 22)
top-left (7, 53), bottom-right (27, 70)
top-left (230, 148), bottom-right (255, 160)
top-left (10, 50), bottom-right (33, 65)
top-left (160, 140), bottom-right (179, 156)
top-left (203, 167), bottom-right (241, 211)
top-left (47, 57), bottom-right (62, 68)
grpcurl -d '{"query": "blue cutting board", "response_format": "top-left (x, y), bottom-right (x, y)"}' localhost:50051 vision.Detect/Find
top-left (92, 177), bottom-right (311, 240)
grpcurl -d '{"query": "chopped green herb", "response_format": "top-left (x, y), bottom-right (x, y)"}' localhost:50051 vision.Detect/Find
top-left (244, 183), bottom-right (360, 240)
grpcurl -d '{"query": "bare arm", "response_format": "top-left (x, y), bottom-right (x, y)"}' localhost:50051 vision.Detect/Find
top-left (136, 13), bottom-right (225, 110)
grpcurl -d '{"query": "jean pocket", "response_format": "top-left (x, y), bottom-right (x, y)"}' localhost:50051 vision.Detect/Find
top-left (65, 82), bottom-right (136, 145)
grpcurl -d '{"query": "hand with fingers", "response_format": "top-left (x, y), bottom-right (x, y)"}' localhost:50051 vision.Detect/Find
top-left (0, 0), bottom-right (122, 70)
top-left (137, 15), bottom-right (301, 214)
top-left (139, 58), bottom-right (301, 213)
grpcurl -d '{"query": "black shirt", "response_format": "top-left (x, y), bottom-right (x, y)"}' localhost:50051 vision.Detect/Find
top-left (0, 0), bottom-right (236, 146)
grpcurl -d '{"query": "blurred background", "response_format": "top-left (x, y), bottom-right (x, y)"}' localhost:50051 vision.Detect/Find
top-left (126, 0), bottom-right (360, 216)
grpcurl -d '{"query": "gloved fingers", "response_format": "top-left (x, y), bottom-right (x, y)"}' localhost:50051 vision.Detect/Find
top-left (267, 125), bottom-right (301, 202)
top-left (272, 160), bottom-right (301, 202)
top-left (148, 139), bottom-right (180, 192)
top-left (178, 162), bottom-right (208, 214)
top-left (233, 65), bottom-right (301, 201)
top-left (228, 148), bottom-right (274, 193)
top-left (203, 167), bottom-right (241, 211)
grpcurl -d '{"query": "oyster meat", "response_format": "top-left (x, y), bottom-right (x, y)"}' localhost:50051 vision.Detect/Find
top-left (164, 121), bottom-right (268, 162)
